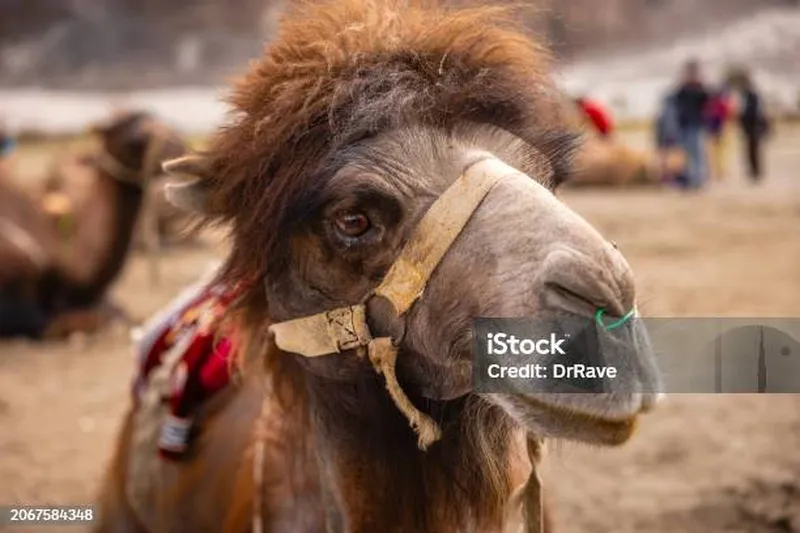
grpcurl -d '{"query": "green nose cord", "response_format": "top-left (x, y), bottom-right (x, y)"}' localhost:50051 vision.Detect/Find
top-left (595, 307), bottom-right (636, 331)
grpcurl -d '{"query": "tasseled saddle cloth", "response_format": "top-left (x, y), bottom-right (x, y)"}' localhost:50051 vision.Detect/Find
top-left (132, 269), bottom-right (240, 460)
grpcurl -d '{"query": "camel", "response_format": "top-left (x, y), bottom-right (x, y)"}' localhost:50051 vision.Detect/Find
top-left (0, 111), bottom-right (185, 338)
top-left (567, 133), bottom-right (663, 188)
top-left (95, 1), bottom-right (662, 532)
top-left (43, 113), bottom-right (196, 251)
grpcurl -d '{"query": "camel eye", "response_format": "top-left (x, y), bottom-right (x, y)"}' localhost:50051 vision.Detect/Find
top-left (333, 212), bottom-right (371, 238)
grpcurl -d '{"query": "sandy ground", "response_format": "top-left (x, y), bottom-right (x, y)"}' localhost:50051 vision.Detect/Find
top-left (0, 127), bottom-right (799, 532)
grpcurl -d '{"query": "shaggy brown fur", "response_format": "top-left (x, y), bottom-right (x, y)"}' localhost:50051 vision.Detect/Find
top-left (201, 0), bottom-right (578, 288)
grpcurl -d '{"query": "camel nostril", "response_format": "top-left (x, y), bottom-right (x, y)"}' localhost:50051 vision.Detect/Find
top-left (540, 248), bottom-right (636, 319)
top-left (546, 283), bottom-right (600, 316)
top-left (544, 270), bottom-right (633, 316)
top-left (544, 282), bottom-right (628, 319)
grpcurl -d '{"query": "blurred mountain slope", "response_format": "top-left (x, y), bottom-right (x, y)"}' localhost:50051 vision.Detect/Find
top-left (0, 0), bottom-right (798, 134)
top-left (559, 5), bottom-right (800, 118)
top-left (1, 0), bottom-right (798, 89)
top-left (0, 0), bottom-right (282, 89)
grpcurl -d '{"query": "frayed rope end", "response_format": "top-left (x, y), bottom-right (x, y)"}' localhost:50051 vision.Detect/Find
top-left (368, 337), bottom-right (443, 451)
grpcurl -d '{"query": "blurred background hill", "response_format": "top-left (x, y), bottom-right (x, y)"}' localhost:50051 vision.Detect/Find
top-left (1, 0), bottom-right (799, 131)
top-left (0, 0), bottom-right (280, 89)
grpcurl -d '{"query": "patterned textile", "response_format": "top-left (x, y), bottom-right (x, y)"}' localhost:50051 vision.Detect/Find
top-left (132, 269), bottom-right (240, 459)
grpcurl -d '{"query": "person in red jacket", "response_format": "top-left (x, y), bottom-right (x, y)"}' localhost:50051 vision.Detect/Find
top-left (704, 86), bottom-right (734, 181)
top-left (574, 96), bottom-right (615, 138)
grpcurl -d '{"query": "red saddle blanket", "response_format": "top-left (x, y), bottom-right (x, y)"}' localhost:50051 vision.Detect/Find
top-left (132, 273), bottom-right (240, 460)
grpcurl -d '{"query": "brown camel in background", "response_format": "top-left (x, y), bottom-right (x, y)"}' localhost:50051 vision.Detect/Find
top-left (96, 2), bottom-right (661, 532)
top-left (0, 125), bottom-right (62, 337)
top-left (43, 112), bottom-right (195, 251)
top-left (0, 111), bottom-right (186, 338)
top-left (567, 133), bottom-right (663, 188)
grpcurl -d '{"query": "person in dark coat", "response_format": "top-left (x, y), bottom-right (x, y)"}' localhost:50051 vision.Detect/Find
top-left (737, 75), bottom-right (771, 182)
top-left (673, 59), bottom-right (710, 189)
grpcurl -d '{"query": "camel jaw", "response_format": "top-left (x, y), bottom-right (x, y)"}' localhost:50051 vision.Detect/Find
top-left (486, 393), bottom-right (643, 446)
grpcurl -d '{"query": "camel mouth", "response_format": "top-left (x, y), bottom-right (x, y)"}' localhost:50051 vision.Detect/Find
top-left (475, 306), bottom-right (661, 446)
top-left (507, 393), bottom-right (641, 446)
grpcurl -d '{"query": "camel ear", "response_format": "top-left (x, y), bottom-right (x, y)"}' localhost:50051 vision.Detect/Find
top-left (162, 155), bottom-right (219, 216)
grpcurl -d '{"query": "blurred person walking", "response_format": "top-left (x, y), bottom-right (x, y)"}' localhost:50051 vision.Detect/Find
top-left (655, 93), bottom-right (687, 186)
top-left (705, 86), bottom-right (733, 182)
top-left (736, 75), bottom-right (771, 182)
top-left (673, 59), bottom-right (710, 189)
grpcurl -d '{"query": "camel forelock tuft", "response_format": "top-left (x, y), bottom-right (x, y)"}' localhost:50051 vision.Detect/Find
top-left (204, 0), bottom-right (577, 289)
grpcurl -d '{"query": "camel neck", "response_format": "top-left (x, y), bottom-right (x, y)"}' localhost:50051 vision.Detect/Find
top-left (58, 176), bottom-right (145, 308)
top-left (94, 179), bottom-right (144, 292)
top-left (301, 370), bottom-right (522, 533)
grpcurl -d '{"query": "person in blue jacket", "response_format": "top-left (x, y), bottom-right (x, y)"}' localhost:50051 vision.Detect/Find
top-left (655, 93), bottom-right (687, 187)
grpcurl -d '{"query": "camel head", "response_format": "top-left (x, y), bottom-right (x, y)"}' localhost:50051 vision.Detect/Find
top-left (163, 0), bottom-right (661, 447)
top-left (90, 110), bottom-right (186, 183)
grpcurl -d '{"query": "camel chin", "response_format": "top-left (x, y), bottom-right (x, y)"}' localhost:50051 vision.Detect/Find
top-left (484, 319), bottom-right (661, 446)
top-left (489, 393), bottom-right (643, 446)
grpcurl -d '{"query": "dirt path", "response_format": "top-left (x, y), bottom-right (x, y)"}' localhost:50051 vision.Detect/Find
top-left (1, 130), bottom-right (799, 532)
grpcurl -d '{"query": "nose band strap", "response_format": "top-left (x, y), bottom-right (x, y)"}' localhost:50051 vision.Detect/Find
top-left (268, 306), bottom-right (372, 358)
top-left (373, 156), bottom-right (533, 315)
top-left (268, 153), bottom-right (552, 449)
